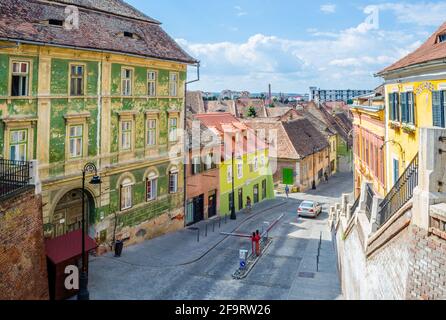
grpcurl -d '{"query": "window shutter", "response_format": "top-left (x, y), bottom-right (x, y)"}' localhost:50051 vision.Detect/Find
top-left (409, 92), bottom-right (415, 125)
top-left (432, 91), bottom-right (444, 127)
top-left (389, 93), bottom-right (394, 120)
top-left (400, 93), bottom-right (407, 123)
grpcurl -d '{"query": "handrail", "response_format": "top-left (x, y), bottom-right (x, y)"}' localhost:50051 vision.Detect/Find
top-left (0, 158), bottom-right (32, 200)
top-left (350, 196), bottom-right (360, 217)
top-left (378, 153), bottom-right (419, 227)
top-left (365, 184), bottom-right (374, 221)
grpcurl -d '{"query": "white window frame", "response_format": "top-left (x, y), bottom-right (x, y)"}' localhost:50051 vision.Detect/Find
top-left (120, 179), bottom-right (134, 211)
top-left (69, 64), bottom-right (85, 96)
top-left (146, 118), bottom-right (157, 146)
top-left (122, 68), bottom-right (133, 96)
top-left (169, 171), bottom-right (179, 194)
top-left (227, 165), bottom-right (233, 183)
top-left (69, 125), bottom-right (83, 158)
top-left (168, 117), bottom-right (178, 143)
top-left (254, 156), bottom-right (259, 172)
top-left (169, 72), bottom-right (178, 97)
top-left (9, 129), bottom-right (28, 161)
top-left (120, 120), bottom-right (132, 151)
top-left (237, 162), bottom-right (243, 179)
top-left (11, 61), bottom-right (29, 97)
top-left (146, 178), bottom-right (158, 201)
top-left (148, 70), bottom-right (157, 97)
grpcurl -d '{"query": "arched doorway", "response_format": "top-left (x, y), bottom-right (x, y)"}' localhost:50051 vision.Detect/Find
top-left (51, 189), bottom-right (95, 238)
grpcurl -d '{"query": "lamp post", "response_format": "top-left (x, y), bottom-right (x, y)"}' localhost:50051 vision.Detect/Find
top-left (77, 162), bottom-right (102, 301)
top-left (312, 146), bottom-right (317, 190)
top-left (230, 151), bottom-right (237, 220)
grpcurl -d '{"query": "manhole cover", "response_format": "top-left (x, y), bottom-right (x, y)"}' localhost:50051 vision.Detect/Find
top-left (298, 272), bottom-right (315, 279)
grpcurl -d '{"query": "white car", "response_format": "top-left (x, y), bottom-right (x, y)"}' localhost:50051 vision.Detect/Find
top-left (297, 201), bottom-right (322, 218)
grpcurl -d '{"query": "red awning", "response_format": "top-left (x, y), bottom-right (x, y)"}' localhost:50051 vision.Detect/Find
top-left (45, 230), bottom-right (97, 265)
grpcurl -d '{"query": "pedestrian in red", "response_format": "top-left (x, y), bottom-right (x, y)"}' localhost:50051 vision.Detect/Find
top-left (255, 230), bottom-right (261, 256)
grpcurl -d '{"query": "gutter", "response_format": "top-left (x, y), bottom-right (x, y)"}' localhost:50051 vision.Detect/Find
top-left (0, 38), bottom-right (198, 66)
top-left (183, 62), bottom-right (200, 227)
top-left (375, 58), bottom-right (446, 78)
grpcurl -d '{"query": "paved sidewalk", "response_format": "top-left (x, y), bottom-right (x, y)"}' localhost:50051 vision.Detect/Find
top-left (90, 198), bottom-right (288, 268)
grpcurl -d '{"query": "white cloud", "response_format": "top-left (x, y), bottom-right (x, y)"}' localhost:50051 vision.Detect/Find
top-left (178, 12), bottom-right (430, 92)
top-left (374, 2), bottom-right (446, 27)
top-left (320, 4), bottom-right (336, 14)
top-left (234, 5), bottom-right (247, 17)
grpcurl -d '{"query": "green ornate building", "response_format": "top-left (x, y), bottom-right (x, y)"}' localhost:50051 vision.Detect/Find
top-left (0, 0), bottom-right (197, 248)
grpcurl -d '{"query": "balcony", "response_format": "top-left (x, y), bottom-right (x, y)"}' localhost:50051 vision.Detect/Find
top-left (0, 158), bottom-right (33, 200)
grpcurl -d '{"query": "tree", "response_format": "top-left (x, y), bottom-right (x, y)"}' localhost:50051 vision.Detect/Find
top-left (247, 106), bottom-right (257, 118)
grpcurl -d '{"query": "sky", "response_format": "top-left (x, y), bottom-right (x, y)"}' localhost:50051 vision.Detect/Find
top-left (126, 0), bottom-right (446, 94)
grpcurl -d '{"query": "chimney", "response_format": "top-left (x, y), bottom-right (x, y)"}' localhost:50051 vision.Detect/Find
top-left (268, 84), bottom-right (272, 104)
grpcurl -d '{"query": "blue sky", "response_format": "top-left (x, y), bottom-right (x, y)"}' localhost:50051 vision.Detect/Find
top-left (127, 0), bottom-right (446, 93)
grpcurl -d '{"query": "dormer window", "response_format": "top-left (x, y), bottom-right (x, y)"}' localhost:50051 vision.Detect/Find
top-left (123, 32), bottom-right (140, 40)
top-left (124, 31), bottom-right (134, 38)
top-left (439, 34), bottom-right (446, 43)
top-left (48, 19), bottom-right (64, 27)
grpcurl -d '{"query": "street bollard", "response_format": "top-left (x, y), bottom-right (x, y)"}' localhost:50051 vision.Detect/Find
top-left (219, 217), bottom-right (221, 228)
top-left (197, 228), bottom-right (200, 243)
top-left (205, 224), bottom-right (208, 237)
top-left (213, 220), bottom-right (215, 232)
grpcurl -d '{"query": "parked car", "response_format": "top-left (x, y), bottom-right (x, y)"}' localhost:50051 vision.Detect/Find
top-left (297, 201), bottom-right (322, 218)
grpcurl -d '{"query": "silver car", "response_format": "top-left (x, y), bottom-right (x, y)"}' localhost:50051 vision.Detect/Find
top-left (297, 201), bottom-right (322, 218)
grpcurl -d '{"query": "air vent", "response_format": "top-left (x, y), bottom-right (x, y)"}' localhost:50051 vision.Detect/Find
top-left (124, 31), bottom-right (134, 38)
top-left (48, 19), bottom-right (64, 26)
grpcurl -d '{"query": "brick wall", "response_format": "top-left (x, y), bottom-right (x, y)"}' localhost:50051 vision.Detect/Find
top-left (0, 189), bottom-right (49, 300)
top-left (406, 226), bottom-right (446, 300)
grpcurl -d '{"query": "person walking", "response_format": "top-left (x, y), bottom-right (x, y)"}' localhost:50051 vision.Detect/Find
top-left (324, 171), bottom-right (329, 184)
top-left (246, 196), bottom-right (252, 213)
top-left (285, 185), bottom-right (290, 199)
top-left (254, 230), bottom-right (261, 256)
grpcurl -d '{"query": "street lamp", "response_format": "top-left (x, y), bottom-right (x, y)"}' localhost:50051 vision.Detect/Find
top-left (77, 162), bottom-right (101, 301)
top-left (312, 146), bottom-right (317, 190)
top-left (230, 151), bottom-right (237, 220)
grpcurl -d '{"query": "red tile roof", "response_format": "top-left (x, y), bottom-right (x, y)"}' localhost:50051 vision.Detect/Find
top-left (194, 113), bottom-right (268, 156)
top-left (45, 230), bottom-right (97, 264)
top-left (0, 0), bottom-right (197, 64)
top-left (379, 21), bottom-right (446, 74)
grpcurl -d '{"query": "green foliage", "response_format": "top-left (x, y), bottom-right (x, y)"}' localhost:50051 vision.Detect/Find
top-left (247, 106), bottom-right (257, 118)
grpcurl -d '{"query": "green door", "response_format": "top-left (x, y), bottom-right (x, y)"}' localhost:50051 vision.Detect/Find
top-left (282, 168), bottom-right (294, 185)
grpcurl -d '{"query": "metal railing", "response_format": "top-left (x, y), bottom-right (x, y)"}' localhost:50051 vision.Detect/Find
top-left (0, 158), bottom-right (32, 200)
top-left (378, 153), bottom-right (419, 227)
top-left (365, 184), bottom-right (374, 221)
top-left (350, 196), bottom-right (360, 217)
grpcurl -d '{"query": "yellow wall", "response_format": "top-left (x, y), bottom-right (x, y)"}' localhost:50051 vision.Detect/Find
top-left (384, 79), bottom-right (446, 190)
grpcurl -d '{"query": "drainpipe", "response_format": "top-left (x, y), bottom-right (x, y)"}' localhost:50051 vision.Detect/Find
top-left (183, 62), bottom-right (200, 227)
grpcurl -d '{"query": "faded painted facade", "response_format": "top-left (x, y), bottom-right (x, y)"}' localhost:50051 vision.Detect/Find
top-left (0, 1), bottom-right (197, 249)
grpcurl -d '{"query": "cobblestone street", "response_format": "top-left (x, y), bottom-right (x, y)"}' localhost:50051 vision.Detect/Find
top-left (89, 173), bottom-right (353, 300)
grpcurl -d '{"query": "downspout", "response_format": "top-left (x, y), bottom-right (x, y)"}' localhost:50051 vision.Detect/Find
top-left (97, 61), bottom-right (102, 169)
top-left (183, 62), bottom-right (200, 227)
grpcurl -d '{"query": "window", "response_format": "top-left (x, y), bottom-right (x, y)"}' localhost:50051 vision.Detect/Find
top-left (48, 19), bottom-right (64, 26)
top-left (205, 153), bottom-right (214, 171)
top-left (11, 61), bottom-right (29, 97)
top-left (146, 119), bottom-right (157, 146)
top-left (121, 121), bottom-right (132, 151)
top-left (438, 34), bottom-right (446, 43)
top-left (168, 117), bottom-right (178, 142)
top-left (237, 162), bottom-right (243, 179)
top-left (401, 92), bottom-right (415, 125)
top-left (169, 172), bottom-right (178, 193)
top-left (192, 156), bottom-right (201, 175)
top-left (432, 91), bottom-right (446, 128)
top-left (227, 165), bottom-right (233, 183)
top-left (389, 92), bottom-right (400, 121)
top-left (393, 159), bottom-right (400, 186)
top-left (262, 179), bottom-right (267, 199)
top-left (146, 178), bottom-right (158, 201)
top-left (10, 129), bottom-right (27, 161)
top-left (122, 68), bottom-right (132, 96)
top-left (120, 178), bottom-right (133, 210)
top-left (148, 71), bottom-right (156, 97)
top-left (169, 72), bottom-right (178, 96)
top-left (70, 65), bottom-right (84, 96)
top-left (69, 125), bottom-right (83, 158)
top-left (253, 157), bottom-right (258, 172)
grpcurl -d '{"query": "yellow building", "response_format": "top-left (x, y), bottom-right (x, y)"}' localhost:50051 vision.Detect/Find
top-left (377, 22), bottom-right (446, 191)
top-left (351, 86), bottom-right (386, 197)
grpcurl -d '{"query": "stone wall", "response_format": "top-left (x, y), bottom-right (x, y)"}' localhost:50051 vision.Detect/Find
top-left (406, 225), bottom-right (446, 300)
top-left (0, 189), bottom-right (49, 300)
